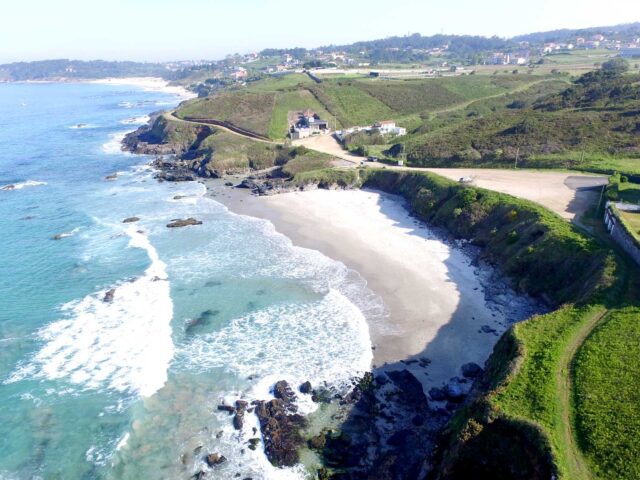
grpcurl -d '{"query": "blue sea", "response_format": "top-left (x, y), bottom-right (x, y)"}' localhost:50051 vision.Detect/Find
top-left (0, 83), bottom-right (375, 479)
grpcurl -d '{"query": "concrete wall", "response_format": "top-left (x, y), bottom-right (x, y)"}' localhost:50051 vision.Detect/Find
top-left (605, 206), bottom-right (640, 267)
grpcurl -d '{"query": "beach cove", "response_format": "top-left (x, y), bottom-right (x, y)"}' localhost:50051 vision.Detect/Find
top-left (209, 181), bottom-right (542, 395)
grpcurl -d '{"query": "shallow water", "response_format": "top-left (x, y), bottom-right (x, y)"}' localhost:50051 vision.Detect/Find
top-left (0, 83), bottom-right (377, 479)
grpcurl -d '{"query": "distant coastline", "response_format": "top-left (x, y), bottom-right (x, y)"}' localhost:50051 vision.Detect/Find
top-left (1, 76), bottom-right (196, 100)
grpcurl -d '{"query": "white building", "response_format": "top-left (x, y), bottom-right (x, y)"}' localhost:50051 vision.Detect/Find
top-left (374, 121), bottom-right (407, 136)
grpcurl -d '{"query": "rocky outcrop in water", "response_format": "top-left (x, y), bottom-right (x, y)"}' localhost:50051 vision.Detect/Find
top-left (166, 218), bottom-right (202, 228)
top-left (254, 380), bottom-right (306, 467)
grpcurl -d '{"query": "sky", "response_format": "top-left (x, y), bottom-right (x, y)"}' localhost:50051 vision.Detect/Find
top-left (1, 0), bottom-right (640, 63)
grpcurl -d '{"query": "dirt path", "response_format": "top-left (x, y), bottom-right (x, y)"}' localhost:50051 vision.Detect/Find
top-left (380, 167), bottom-right (607, 221)
top-left (166, 112), bottom-right (280, 145)
top-left (557, 308), bottom-right (608, 480)
top-left (292, 135), bottom-right (363, 165)
top-left (429, 79), bottom-right (566, 116)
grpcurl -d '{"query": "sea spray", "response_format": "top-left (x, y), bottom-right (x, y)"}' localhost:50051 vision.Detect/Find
top-left (6, 227), bottom-right (174, 397)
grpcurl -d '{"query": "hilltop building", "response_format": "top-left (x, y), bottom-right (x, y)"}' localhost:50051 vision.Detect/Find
top-left (289, 110), bottom-right (330, 139)
top-left (335, 120), bottom-right (406, 141)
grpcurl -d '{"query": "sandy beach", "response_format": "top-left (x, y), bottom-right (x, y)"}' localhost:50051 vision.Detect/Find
top-left (212, 183), bottom-right (539, 393)
top-left (90, 77), bottom-right (196, 99)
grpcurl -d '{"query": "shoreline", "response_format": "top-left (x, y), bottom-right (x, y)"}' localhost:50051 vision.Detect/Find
top-left (89, 77), bottom-right (196, 99)
top-left (204, 178), bottom-right (542, 392)
top-left (4, 76), bottom-right (196, 100)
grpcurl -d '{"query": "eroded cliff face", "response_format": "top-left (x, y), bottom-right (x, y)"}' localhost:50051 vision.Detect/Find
top-left (122, 113), bottom-right (213, 157)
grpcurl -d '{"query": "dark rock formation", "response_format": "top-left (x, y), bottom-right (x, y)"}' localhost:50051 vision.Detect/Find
top-left (103, 289), bottom-right (115, 303)
top-left (254, 380), bottom-right (306, 467)
top-left (122, 217), bottom-right (140, 223)
top-left (234, 400), bottom-right (248, 430)
top-left (166, 218), bottom-right (202, 228)
top-left (247, 438), bottom-right (260, 451)
top-left (299, 381), bottom-right (312, 394)
top-left (444, 378), bottom-right (466, 402)
top-left (385, 369), bottom-right (429, 408)
top-left (217, 404), bottom-right (235, 414)
top-left (429, 387), bottom-right (447, 401)
top-left (461, 362), bottom-right (484, 379)
top-left (205, 452), bottom-right (227, 467)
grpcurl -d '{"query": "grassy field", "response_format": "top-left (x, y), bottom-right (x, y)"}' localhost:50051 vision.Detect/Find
top-left (617, 182), bottom-right (640, 203)
top-left (268, 90), bottom-right (335, 139)
top-left (175, 72), bottom-right (561, 142)
top-left (281, 149), bottom-right (335, 176)
top-left (618, 210), bottom-right (640, 238)
top-left (175, 92), bottom-right (276, 137)
top-left (197, 128), bottom-right (280, 173)
top-left (309, 82), bottom-right (394, 126)
top-left (573, 307), bottom-right (640, 480)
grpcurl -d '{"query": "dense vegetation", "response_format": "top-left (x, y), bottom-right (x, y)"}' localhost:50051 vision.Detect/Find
top-left (512, 22), bottom-right (640, 45)
top-left (0, 59), bottom-right (171, 81)
top-left (402, 62), bottom-right (640, 172)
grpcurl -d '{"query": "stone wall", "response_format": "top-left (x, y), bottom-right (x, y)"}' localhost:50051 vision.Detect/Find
top-left (605, 205), bottom-right (640, 267)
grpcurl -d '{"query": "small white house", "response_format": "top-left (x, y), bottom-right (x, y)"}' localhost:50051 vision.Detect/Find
top-left (373, 121), bottom-right (407, 137)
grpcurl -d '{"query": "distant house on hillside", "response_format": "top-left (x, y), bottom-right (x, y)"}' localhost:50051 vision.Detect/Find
top-left (289, 110), bottom-right (330, 139)
top-left (231, 67), bottom-right (247, 81)
top-left (373, 120), bottom-right (407, 136)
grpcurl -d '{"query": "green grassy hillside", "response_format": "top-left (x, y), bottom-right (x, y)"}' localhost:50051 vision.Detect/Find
top-left (402, 62), bottom-right (640, 173)
top-left (354, 169), bottom-right (640, 480)
top-left (175, 92), bottom-right (276, 137)
top-left (573, 307), bottom-right (640, 480)
top-left (173, 72), bottom-right (561, 141)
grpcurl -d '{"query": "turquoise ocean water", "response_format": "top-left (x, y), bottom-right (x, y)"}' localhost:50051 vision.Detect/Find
top-left (0, 83), bottom-right (376, 479)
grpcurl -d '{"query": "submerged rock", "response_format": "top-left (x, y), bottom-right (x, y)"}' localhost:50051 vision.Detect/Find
top-left (103, 289), bottom-right (116, 303)
top-left (166, 218), bottom-right (202, 228)
top-left (122, 216), bottom-right (140, 223)
top-left (247, 438), bottom-right (260, 450)
top-left (205, 452), bottom-right (227, 467)
top-left (217, 404), bottom-right (235, 414)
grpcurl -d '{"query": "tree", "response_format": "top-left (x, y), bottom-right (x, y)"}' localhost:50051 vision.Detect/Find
top-left (601, 58), bottom-right (629, 75)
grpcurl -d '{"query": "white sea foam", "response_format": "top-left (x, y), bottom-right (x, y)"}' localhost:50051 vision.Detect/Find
top-left (1, 180), bottom-right (47, 191)
top-left (102, 132), bottom-right (129, 155)
top-left (183, 289), bottom-right (372, 392)
top-left (68, 124), bottom-right (96, 129)
top-left (6, 226), bottom-right (174, 397)
top-left (120, 115), bottom-right (150, 125)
